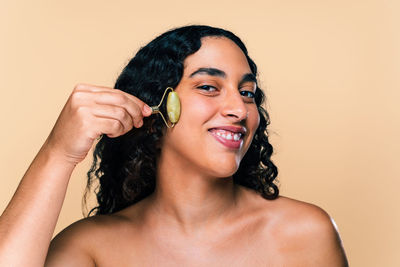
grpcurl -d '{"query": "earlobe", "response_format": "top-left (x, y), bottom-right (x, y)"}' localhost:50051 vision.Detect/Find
top-left (150, 87), bottom-right (181, 128)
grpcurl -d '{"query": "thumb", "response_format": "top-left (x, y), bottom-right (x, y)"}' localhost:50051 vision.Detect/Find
top-left (142, 104), bottom-right (153, 116)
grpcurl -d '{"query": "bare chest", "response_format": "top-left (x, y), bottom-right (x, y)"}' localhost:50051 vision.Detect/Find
top-left (93, 235), bottom-right (277, 267)
top-left (92, 224), bottom-right (284, 267)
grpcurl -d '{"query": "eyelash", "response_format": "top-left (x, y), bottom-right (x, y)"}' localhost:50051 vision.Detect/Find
top-left (197, 85), bottom-right (217, 92)
top-left (240, 91), bottom-right (255, 98)
top-left (197, 85), bottom-right (255, 99)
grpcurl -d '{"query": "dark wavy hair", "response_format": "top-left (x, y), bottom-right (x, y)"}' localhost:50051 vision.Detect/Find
top-left (85, 25), bottom-right (279, 216)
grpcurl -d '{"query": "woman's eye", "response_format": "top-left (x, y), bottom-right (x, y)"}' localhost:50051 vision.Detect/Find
top-left (240, 90), bottom-right (255, 98)
top-left (197, 85), bottom-right (217, 92)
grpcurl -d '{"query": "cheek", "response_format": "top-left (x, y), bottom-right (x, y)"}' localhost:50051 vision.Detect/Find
top-left (248, 106), bottom-right (260, 131)
top-left (179, 95), bottom-right (216, 125)
top-left (166, 97), bottom-right (216, 152)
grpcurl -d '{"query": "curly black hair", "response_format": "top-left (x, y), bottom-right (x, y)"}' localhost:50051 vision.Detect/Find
top-left (85, 25), bottom-right (278, 216)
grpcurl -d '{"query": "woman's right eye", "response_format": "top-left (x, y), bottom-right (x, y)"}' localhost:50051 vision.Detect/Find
top-left (197, 85), bottom-right (217, 92)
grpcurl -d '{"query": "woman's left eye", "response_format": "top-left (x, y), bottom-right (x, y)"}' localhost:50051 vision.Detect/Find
top-left (197, 85), bottom-right (217, 92)
top-left (240, 90), bottom-right (255, 98)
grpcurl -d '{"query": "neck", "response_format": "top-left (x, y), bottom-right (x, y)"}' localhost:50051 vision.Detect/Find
top-left (147, 148), bottom-right (240, 234)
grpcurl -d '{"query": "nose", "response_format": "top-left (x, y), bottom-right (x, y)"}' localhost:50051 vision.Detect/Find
top-left (220, 89), bottom-right (248, 122)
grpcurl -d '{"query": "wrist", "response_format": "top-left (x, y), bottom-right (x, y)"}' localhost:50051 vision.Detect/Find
top-left (39, 139), bottom-right (80, 169)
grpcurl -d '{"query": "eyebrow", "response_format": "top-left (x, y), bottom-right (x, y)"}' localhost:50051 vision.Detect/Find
top-left (189, 67), bottom-right (226, 78)
top-left (189, 67), bottom-right (257, 88)
top-left (239, 73), bottom-right (257, 88)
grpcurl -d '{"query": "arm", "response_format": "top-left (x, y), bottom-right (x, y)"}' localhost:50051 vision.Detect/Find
top-left (0, 141), bottom-right (76, 266)
top-left (0, 84), bottom-right (152, 266)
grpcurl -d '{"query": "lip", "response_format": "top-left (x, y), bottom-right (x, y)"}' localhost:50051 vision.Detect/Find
top-left (208, 128), bottom-right (244, 149)
top-left (208, 125), bottom-right (247, 135)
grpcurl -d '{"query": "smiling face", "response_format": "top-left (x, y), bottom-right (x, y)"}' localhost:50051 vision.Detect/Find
top-left (161, 36), bottom-right (260, 178)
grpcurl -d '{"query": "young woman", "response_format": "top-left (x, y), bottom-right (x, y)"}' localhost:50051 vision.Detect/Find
top-left (0, 25), bottom-right (348, 266)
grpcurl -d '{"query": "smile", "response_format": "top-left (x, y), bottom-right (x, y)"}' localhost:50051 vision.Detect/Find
top-left (208, 129), bottom-right (244, 149)
top-left (212, 129), bottom-right (242, 141)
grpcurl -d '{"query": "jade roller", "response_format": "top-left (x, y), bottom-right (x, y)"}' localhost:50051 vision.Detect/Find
top-left (150, 87), bottom-right (181, 128)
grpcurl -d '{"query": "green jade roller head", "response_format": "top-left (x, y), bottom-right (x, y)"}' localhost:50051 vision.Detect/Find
top-left (150, 87), bottom-right (181, 128)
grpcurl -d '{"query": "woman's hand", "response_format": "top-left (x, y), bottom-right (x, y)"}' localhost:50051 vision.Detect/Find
top-left (45, 83), bottom-right (152, 165)
top-left (0, 83), bottom-right (149, 266)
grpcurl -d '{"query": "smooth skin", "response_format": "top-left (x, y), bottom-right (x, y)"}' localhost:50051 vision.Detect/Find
top-left (0, 37), bottom-right (348, 266)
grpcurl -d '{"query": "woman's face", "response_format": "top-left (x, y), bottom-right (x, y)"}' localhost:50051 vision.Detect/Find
top-left (162, 36), bottom-right (260, 177)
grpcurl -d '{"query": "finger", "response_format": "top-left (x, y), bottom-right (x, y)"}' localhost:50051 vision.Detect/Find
top-left (107, 90), bottom-right (153, 117)
top-left (74, 84), bottom-right (152, 116)
top-left (90, 104), bottom-right (135, 133)
top-left (73, 83), bottom-right (113, 93)
top-left (69, 90), bottom-right (145, 128)
top-left (91, 91), bottom-right (147, 126)
top-left (95, 117), bottom-right (126, 138)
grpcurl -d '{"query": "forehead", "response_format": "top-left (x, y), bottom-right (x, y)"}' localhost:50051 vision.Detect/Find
top-left (182, 37), bottom-right (251, 77)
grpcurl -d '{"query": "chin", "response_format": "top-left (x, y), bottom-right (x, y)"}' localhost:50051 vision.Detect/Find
top-left (205, 160), bottom-right (240, 178)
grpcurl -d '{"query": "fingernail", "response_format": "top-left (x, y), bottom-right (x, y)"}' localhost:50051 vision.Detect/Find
top-left (137, 120), bottom-right (143, 127)
top-left (143, 105), bottom-right (152, 115)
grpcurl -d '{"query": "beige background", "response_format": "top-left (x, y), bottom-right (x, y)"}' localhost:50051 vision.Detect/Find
top-left (1, 0), bottom-right (399, 266)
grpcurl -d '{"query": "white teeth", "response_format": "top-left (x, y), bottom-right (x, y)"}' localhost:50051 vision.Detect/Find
top-left (213, 129), bottom-right (242, 141)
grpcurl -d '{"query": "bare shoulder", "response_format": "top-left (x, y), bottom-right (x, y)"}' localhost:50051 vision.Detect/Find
top-left (240, 186), bottom-right (335, 223)
top-left (45, 212), bottom-right (132, 266)
top-left (239, 188), bottom-right (348, 266)
top-left (266, 195), bottom-right (337, 229)
top-left (267, 195), bottom-right (343, 240)
top-left (268, 196), bottom-right (348, 266)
